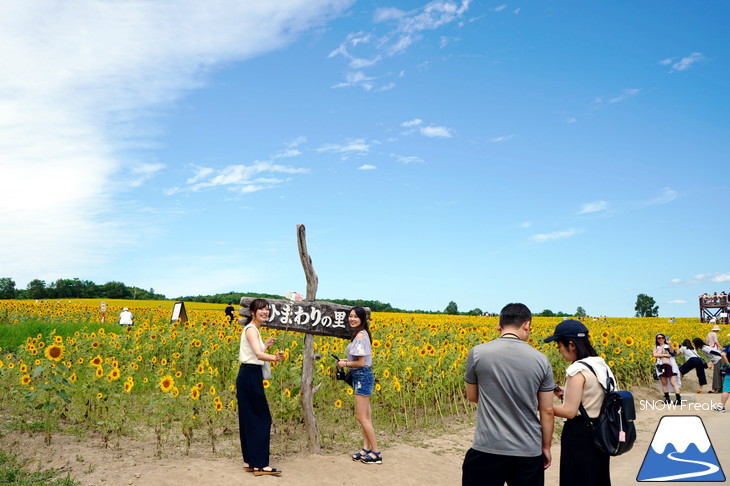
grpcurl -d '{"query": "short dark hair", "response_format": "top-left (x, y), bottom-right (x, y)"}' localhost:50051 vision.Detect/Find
top-left (556, 336), bottom-right (598, 360)
top-left (499, 303), bottom-right (531, 329)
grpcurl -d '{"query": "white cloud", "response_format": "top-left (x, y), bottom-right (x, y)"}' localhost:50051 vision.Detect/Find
top-left (530, 228), bottom-right (580, 242)
top-left (713, 273), bottom-right (730, 283)
top-left (670, 278), bottom-right (681, 284)
top-left (420, 125), bottom-right (453, 138)
top-left (671, 52), bottom-right (704, 72)
top-left (609, 88), bottom-right (640, 104)
top-left (667, 299), bottom-right (687, 305)
top-left (331, 70), bottom-right (378, 90)
top-left (401, 118), bottom-right (423, 127)
top-left (493, 5), bottom-right (507, 12)
top-left (358, 164), bottom-right (377, 170)
top-left (317, 139), bottom-right (371, 157)
top-left (129, 162), bottom-right (166, 188)
top-left (391, 154), bottom-right (424, 164)
top-left (180, 161), bottom-right (309, 194)
top-left (565, 117), bottom-right (577, 124)
top-left (649, 187), bottom-right (677, 205)
top-left (329, 0), bottom-right (471, 89)
top-left (0, 0), bottom-right (352, 284)
top-left (488, 134), bottom-right (515, 143)
top-left (373, 7), bottom-right (407, 23)
top-left (577, 201), bottom-right (608, 215)
top-left (659, 58), bottom-right (673, 66)
top-left (519, 221), bottom-right (532, 228)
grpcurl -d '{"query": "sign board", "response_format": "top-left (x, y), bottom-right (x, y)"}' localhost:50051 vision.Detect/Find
top-left (170, 301), bottom-right (189, 324)
top-left (239, 297), bottom-right (369, 339)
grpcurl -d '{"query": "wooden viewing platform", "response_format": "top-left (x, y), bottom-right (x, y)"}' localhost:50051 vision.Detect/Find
top-left (699, 293), bottom-right (729, 324)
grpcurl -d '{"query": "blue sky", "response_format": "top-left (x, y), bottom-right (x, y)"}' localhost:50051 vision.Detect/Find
top-left (1, 1), bottom-right (728, 316)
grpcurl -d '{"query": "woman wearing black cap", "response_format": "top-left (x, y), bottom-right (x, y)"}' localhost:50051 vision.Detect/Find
top-left (546, 320), bottom-right (615, 486)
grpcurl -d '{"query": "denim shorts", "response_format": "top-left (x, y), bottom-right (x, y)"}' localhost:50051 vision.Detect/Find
top-left (351, 366), bottom-right (374, 396)
top-left (723, 374), bottom-right (730, 393)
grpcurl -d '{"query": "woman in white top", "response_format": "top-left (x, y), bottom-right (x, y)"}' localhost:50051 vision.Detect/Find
top-left (677, 339), bottom-right (708, 393)
top-left (236, 298), bottom-right (284, 476)
top-left (693, 337), bottom-right (723, 393)
top-left (546, 319), bottom-right (614, 486)
top-left (653, 333), bottom-right (682, 404)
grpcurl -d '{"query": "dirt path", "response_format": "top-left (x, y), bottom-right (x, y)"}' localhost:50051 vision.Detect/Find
top-left (8, 383), bottom-right (728, 485)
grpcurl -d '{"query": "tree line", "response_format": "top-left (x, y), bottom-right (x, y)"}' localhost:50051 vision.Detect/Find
top-left (0, 277), bottom-right (165, 301)
top-left (0, 276), bottom-right (660, 317)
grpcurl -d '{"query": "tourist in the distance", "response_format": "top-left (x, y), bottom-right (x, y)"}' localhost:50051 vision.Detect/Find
top-left (225, 301), bottom-right (235, 323)
top-left (547, 319), bottom-right (615, 486)
top-left (119, 307), bottom-right (133, 326)
top-left (693, 337), bottom-right (723, 394)
top-left (653, 334), bottom-right (681, 404)
top-left (336, 306), bottom-right (381, 464)
top-left (677, 339), bottom-right (708, 393)
top-left (237, 298), bottom-right (284, 476)
top-left (712, 343), bottom-right (729, 412)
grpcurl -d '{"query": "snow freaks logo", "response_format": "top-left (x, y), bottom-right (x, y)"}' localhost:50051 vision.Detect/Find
top-left (637, 416), bottom-right (726, 482)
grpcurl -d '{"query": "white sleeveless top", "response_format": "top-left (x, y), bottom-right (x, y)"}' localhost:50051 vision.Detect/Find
top-left (239, 323), bottom-right (265, 365)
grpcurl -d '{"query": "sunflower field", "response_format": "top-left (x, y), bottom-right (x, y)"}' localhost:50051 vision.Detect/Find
top-left (0, 299), bottom-right (711, 452)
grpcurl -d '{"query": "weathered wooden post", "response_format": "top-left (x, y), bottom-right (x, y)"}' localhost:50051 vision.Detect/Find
top-left (297, 224), bottom-right (320, 452)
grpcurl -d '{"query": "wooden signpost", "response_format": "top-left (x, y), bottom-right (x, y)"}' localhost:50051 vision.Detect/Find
top-left (170, 301), bottom-right (189, 324)
top-left (238, 225), bottom-right (369, 452)
top-left (238, 298), bottom-right (365, 340)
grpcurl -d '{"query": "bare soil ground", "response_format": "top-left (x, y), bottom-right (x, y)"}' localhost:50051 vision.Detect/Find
top-left (7, 381), bottom-right (728, 486)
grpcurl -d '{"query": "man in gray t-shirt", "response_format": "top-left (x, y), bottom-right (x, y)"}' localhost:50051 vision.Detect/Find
top-left (462, 303), bottom-right (555, 486)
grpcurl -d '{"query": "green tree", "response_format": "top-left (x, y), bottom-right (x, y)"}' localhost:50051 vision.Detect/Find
top-left (101, 281), bottom-right (131, 299)
top-left (0, 277), bottom-right (16, 299)
top-left (466, 308), bottom-right (484, 316)
top-left (540, 309), bottom-right (555, 317)
top-left (575, 306), bottom-right (587, 318)
top-left (444, 301), bottom-right (459, 315)
top-left (26, 279), bottom-right (47, 299)
top-left (634, 293), bottom-right (658, 317)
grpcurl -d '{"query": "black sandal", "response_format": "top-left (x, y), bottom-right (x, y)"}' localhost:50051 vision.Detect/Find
top-left (361, 451), bottom-right (382, 464)
top-left (352, 449), bottom-right (371, 461)
top-left (253, 467), bottom-right (282, 476)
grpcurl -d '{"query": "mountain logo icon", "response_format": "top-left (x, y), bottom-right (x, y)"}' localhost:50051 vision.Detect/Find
top-left (637, 415), bottom-right (725, 482)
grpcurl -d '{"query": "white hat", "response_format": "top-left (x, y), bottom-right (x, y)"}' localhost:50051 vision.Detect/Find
top-left (712, 325), bottom-right (721, 331)
top-left (123, 307), bottom-right (129, 311)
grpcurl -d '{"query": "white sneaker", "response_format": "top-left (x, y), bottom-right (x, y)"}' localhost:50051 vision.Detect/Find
top-left (713, 405), bottom-right (726, 412)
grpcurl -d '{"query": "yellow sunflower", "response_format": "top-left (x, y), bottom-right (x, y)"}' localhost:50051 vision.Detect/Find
top-left (191, 387), bottom-right (200, 400)
top-left (159, 375), bottom-right (175, 393)
top-left (20, 374), bottom-right (31, 386)
top-left (262, 380), bottom-right (270, 388)
top-left (123, 381), bottom-right (134, 393)
top-left (334, 399), bottom-right (343, 408)
top-left (44, 343), bottom-right (64, 362)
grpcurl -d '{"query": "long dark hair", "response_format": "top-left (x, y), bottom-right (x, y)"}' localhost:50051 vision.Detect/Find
top-left (556, 336), bottom-right (598, 361)
top-left (245, 298), bottom-right (269, 325)
top-left (692, 337), bottom-right (706, 349)
top-left (681, 339), bottom-right (694, 350)
top-left (349, 306), bottom-right (372, 343)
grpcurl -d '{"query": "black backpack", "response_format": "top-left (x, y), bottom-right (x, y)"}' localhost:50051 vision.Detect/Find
top-left (577, 361), bottom-right (637, 456)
